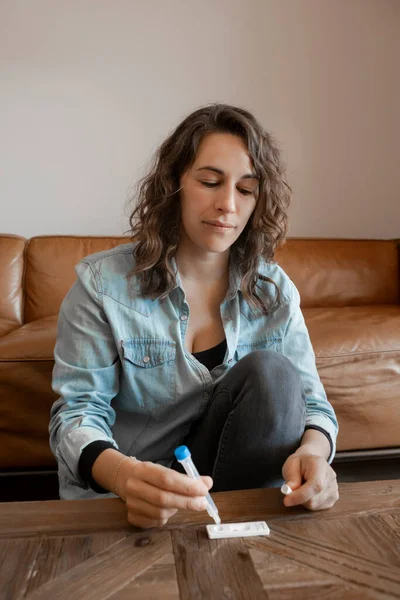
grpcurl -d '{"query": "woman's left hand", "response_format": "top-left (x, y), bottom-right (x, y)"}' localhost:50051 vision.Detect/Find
top-left (281, 453), bottom-right (339, 511)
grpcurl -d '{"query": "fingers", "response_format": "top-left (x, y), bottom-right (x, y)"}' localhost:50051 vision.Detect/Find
top-left (281, 455), bottom-right (303, 492)
top-left (123, 460), bottom-right (214, 529)
top-left (133, 460), bottom-right (210, 497)
top-left (126, 477), bottom-right (209, 511)
top-left (127, 496), bottom-right (178, 524)
top-left (284, 478), bottom-right (320, 507)
top-left (283, 455), bottom-right (339, 511)
top-left (201, 475), bottom-right (213, 491)
top-left (127, 512), bottom-right (173, 529)
top-left (303, 487), bottom-right (339, 511)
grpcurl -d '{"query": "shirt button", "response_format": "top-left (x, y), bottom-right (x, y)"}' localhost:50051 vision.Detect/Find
top-left (180, 315), bottom-right (188, 321)
top-left (143, 356), bottom-right (150, 363)
top-left (228, 359), bottom-right (233, 363)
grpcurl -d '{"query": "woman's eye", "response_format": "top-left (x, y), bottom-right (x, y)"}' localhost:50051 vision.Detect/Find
top-left (200, 181), bottom-right (254, 195)
top-left (201, 181), bottom-right (219, 188)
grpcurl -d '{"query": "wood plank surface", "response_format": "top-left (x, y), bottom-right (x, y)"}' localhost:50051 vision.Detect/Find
top-left (248, 545), bottom-right (339, 587)
top-left (247, 517), bottom-right (400, 598)
top-left (271, 512), bottom-right (400, 567)
top-left (0, 497), bottom-right (130, 538)
top-left (1, 480), bottom-right (399, 539)
top-left (23, 530), bottom-right (171, 600)
top-left (247, 547), bottom-right (392, 600)
top-left (23, 532), bottom-right (128, 596)
top-left (380, 512), bottom-right (400, 538)
top-left (171, 527), bottom-right (266, 600)
top-left (110, 552), bottom-right (180, 600)
top-left (0, 537), bottom-right (42, 600)
top-left (262, 583), bottom-right (383, 600)
top-left (1, 480), bottom-right (399, 600)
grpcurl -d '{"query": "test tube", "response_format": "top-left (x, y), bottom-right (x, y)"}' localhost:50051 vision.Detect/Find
top-left (174, 445), bottom-right (221, 525)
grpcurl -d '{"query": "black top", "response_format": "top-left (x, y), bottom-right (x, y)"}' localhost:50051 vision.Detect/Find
top-left (192, 338), bottom-right (227, 371)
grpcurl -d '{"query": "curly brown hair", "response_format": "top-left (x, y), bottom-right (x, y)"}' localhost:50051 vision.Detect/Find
top-left (128, 103), bottom-right (292, 313)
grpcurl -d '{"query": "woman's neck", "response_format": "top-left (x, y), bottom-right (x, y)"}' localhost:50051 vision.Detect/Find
top-left (175, 246), bottom-right (230, 287)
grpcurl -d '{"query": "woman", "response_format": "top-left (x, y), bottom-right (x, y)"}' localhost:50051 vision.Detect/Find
top-left (50, 103), bottom-right (339, 528)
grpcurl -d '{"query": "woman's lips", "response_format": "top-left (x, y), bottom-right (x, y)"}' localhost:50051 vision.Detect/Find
top-left (203, 221), bottom-right (235, 232)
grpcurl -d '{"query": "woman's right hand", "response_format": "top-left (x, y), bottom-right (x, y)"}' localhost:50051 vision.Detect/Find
top-left (116, 458), bottom-right (213, 529)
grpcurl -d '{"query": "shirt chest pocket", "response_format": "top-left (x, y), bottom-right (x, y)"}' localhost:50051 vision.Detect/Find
top-left (121, 339), bottom-right (177, 420)
top-left (235, 337), bottom-right (283, 361)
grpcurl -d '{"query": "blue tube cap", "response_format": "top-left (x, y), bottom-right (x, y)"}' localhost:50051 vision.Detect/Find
top-left (174, 445), bottom-right (190, 461)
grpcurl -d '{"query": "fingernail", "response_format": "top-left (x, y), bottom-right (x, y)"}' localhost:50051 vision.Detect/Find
top-left (195, 498), bottom-right (208, 511)
top-left (281, 483), bottom-right (293, 495)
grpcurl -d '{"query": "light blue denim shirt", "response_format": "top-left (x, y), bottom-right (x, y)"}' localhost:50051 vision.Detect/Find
top-left (50, 242), bottom-right (338, 500)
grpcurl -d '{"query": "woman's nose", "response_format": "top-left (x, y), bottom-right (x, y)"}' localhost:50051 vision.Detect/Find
top-left (215, 185), bottom-right (236, 213)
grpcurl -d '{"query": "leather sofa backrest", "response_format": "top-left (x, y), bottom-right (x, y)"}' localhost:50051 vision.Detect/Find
top-left (24, 236), bottom-right (129, 322)
top-left (0, 235), bottom-right (26, 335)
top-left (0, 236), bottom-right (397, 324)
top-left (276, 239), bottom-right (399, 308)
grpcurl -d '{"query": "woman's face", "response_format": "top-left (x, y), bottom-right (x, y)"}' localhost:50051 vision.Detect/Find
top-left (179, 133), bottom-right (259, 256)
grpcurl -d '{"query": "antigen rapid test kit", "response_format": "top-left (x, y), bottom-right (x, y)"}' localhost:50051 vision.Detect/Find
top-left (174, 445), bottom-right (293, 540)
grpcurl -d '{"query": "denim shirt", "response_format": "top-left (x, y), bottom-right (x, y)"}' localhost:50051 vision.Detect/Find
top-left (50, 242), bottom-right (338, 500)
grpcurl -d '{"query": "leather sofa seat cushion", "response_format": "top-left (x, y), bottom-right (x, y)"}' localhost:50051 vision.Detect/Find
top-left (0, 316), bottom-right (58, 361)
top-left (0, 357), bottom-right (56, 469)
top-left (0, 316), bottom-right (58, 468)
top-left (0, 319), bottom-right (20, 338)
top-left (305, 305), bottom-right (400, 451)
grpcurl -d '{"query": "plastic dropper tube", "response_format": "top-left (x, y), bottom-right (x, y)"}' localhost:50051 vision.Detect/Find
top-left (174, 445), bottom-right (221, 525)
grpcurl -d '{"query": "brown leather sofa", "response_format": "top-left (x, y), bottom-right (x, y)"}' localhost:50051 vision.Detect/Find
top-left (1, 234), bottom-right (399, 478)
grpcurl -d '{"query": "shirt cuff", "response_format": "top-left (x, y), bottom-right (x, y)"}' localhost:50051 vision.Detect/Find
top-left (304, 413), bottom-right (337, 463)
top-left (78, 440), bottom-right (116, 493)
top-left (304, 425), bottom-right (334, 463)
top-left (57, 426), bottom-right (118, 485)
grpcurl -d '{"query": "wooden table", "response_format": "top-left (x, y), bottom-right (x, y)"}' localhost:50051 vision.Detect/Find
top-left (1, 480), bottom-right (399, 599)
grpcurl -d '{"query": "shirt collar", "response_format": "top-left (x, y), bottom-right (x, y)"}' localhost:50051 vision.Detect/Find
top-left (225, 258), bottom-right (242, 301)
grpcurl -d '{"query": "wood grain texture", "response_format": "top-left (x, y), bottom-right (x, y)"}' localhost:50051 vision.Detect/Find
top-left (380, 512), bottom-right (400, 539)
top-left (110, 553), bottom-right (179, 600)
top-left (171, 527), bottom-right (266, 600)
top-left (23, 532), bottom-right (128, 596)
top-left (248, 535), bottom-right (398, 600)
top-left (248, 517), bottom-right (400, 598)
top-left (1, 480), bottom-right (399, 539)
top-left (0, 537), bottom-right (41, 600)
top-left (0, 480), bottom-right (399, 600)
top-left (24, 531), bottom-right (171, 600)
top-left (272, 511), bottom-right (400, 567)
top-left (0, 498), bottom-right (130, 539)
top-left (248, 547), bottom-right (394, 599)
top-left (263, 583), bottom-right (383, 600)
top-left (248, 545), bottom-right (339, 587)
top-left (88, 531), bottom-right (129, 555)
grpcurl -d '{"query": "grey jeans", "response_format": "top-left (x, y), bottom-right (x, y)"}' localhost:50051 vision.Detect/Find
top-left (172, 349), bottom-right (306, 491)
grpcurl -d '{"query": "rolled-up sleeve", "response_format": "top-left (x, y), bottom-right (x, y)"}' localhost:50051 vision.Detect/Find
top-left (49, 261), bottom-right (120, 487)
top-left (282, 285), bottom-right (338, 463)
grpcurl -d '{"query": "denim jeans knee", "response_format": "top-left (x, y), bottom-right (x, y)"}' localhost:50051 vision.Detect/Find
top-left (219, 349), bottom-right (305, 416)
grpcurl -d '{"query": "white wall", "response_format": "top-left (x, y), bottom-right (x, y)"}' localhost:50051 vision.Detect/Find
top-left (1, 0), bottom-right (399, 238)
